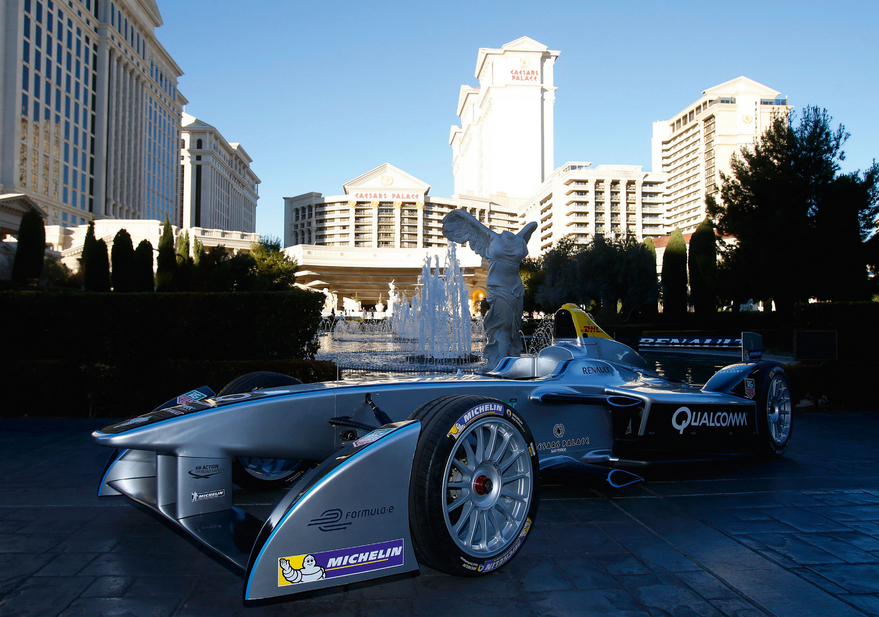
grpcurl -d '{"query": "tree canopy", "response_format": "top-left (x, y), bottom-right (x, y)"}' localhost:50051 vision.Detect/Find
top-left (708, 106), bottom-right (878, 314)
top-left (250, 236), bottom-right (299, 291)
top-left (535, 235), bottom-right (658, 320)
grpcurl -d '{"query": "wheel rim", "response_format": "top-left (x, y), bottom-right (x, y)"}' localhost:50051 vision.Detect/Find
top-left (766, 375), bottom-right (792, 446)
top-left (238, 457), bottom-right (302, 481)
top-left (442, 416), bottom-right (533, 557)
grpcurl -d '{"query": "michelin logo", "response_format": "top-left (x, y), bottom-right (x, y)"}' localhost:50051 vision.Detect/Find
top-left (191, 489), bottom-right (225, 502)
top-left (447, 403), bottom-right (505, 438)
top-left (278, 539), bottom-right (405, 587)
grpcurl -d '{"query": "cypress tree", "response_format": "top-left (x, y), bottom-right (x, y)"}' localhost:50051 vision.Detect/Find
top-left (134, 239), bottom-right (155, 292)
top-left (661, 228), bottom-right (688, 317)
top-left (11, 207), bottom-right (46, 284)
top-left (110, 229), bottom-right (136, 292)
top-left (155, 219), bottom-right (177, 292)
top-left (688, 219), bottom-right (718, 316)
top-left (175, 230), bottom-right (192, 291)
top-left (81, 220), bottom-right (95, 287)
top-left (91, 239), bottom-right (111, 292)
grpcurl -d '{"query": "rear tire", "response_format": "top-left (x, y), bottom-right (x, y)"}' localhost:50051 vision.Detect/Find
top-left (755, 363), bottom-right (792, 456)
top-left (408, 395), bottom-right (539, 576)
top-left (218, 372), bottom-right (313, 491)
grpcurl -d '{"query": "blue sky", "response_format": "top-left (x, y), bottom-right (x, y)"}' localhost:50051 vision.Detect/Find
top-left (156, 0), bottom-right (879, 238)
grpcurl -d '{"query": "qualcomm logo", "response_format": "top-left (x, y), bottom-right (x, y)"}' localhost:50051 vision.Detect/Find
top-left (671, 407), bottom-right (748, 435)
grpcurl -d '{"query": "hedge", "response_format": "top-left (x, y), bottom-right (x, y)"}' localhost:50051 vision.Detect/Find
top-left (1, 358), bottom-right (338, 418)
top-left (2, 289), bottom-right (324, 362)
top-left (0, 289), bottom-right (333, 418)
top-left (793, 301), bottom-right (879, 361)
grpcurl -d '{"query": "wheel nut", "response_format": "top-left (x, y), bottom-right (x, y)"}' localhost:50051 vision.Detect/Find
top-left (474, 475), bottom-right (493, 495)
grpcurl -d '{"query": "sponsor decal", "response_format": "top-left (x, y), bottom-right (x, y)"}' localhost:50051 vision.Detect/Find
top-left (477, 519), bottom-right (532, 573)
top-left (277, 539), bottom-right (405, 587)
top-left (746, 349), bottom-right (763, 361)
top-left (353, 427), bottom-right (395, 448)
top-left (639, 336), bottom-right (742, 348)
top-left (177, 390), bottom-right (208, 405)
top-left (537, 437), bottom-right (589, 453)
top-left (447, 402), bottom-right (505, 439)
top-left (744, 378), bottom-right (756, 400)
top-left (553, 424), bottom-right (565, 439)
top-left (505, 408), bottom-right (524, 429)
top-left (113, 416), bottom-right (151, 429)
top-left (188, 464), bottom-right (224, 480)
top-left (579, 324), bottom-right (606, 336)
top-left (671, 406), bottom-right (749, 435)
top-left (308, 509), bottom-right (351, 532)
top-left (582, 365), bottom-right (612, 375)
top-left (308, 505), bottom-right (397, 532)
top-left (191, 488), bottom-right (225, 502)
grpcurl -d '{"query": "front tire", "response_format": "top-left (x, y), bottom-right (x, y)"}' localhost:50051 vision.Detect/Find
top-left (218, 372), bottom-right (313, 491)
top-left (408, 395), bottom-right (539, 576)
top-left (755, 363), bottom-right (792, 456)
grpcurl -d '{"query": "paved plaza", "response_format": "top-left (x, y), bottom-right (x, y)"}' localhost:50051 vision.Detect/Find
top-left (1, 411), bottom-right (878, 617)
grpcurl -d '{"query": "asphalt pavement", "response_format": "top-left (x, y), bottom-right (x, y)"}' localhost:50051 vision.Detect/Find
top-left (1, 411), bottom-right (879, 617)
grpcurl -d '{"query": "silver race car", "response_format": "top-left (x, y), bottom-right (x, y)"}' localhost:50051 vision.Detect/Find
top-left (93, 305), bottom-right (792, 600)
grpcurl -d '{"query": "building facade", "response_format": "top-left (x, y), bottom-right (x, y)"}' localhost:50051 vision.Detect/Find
top-left (652, 76), bottom-right (789, 233)
top-left (450, 37), bottom-right (559, 203)
top-left (180, 113), bottom-right (259, 233)
top-left (284, 163), bottom-right (518, 250)
top-left (0, 0), bottom-right (184, 229)
top-left (516, 163), bottom-right (668, 255)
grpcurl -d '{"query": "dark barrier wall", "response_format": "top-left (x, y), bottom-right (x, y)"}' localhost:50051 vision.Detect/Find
top-left (1, 290), bottom-right (332, 417)
top-left (3, 289), bottom-right (324, 362)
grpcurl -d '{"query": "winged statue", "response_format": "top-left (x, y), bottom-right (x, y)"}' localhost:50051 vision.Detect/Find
top-left (443, 210), bottom-right (538, 370)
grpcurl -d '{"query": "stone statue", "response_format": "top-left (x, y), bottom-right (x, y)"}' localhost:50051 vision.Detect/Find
top-left (322, 288), bottom-right (337, 316)
top-left (387, 280), bottom-right (397, 316)
top-left (442, 210), bottom-right (538, 370)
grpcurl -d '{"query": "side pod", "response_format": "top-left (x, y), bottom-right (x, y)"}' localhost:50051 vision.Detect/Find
top-left (244, 421), bottom-right (421, 600)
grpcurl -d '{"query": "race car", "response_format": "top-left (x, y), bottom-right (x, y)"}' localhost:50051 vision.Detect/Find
top-left (93, 304), bottom-right (793, 601)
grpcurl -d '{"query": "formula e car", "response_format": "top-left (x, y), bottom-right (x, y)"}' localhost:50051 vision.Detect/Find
top-left (93, 305), bottom-right (792, 601)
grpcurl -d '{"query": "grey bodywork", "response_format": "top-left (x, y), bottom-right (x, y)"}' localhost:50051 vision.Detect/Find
top-left (94, 335), bottom-right (761, 600)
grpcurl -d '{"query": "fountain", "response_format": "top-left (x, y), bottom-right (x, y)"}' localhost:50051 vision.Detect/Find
top-left (315, 244), bottom-right (484, 376)
top-left (391, 243), bottom-right (472, 361)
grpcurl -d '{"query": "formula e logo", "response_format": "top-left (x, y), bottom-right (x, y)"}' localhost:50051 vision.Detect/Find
top-left (671, 407), bottom-right (749, 434)
top-left (308, 509), bottom-right (352, 532)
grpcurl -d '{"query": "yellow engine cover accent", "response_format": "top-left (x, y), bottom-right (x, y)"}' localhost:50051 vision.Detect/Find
top-left (559, 303), bottom-right (613, 340)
